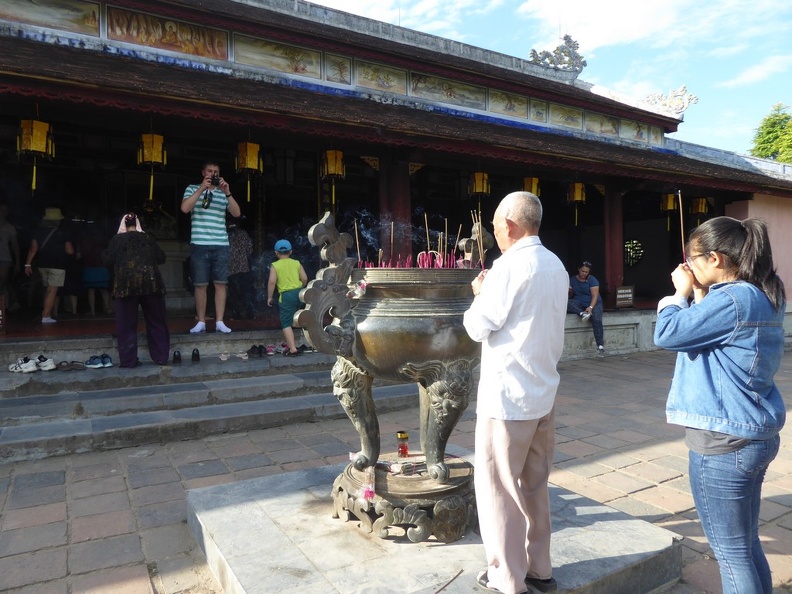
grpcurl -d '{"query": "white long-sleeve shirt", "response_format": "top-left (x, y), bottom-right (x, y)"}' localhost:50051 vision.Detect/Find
top-left (463, 236), bottom-right (568, 420)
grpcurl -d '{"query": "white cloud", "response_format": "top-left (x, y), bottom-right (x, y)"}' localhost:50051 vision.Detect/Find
top-left (719, 55), bottom-right (792, 88)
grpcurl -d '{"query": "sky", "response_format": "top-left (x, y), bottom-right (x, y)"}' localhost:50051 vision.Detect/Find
top-left (308, 0), bottom-right (792, 155)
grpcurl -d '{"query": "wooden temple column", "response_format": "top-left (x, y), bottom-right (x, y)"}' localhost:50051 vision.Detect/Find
top-left (378, 156), bottom-right (412, 263)
top-left (603, 186), bottom-right (624, 309)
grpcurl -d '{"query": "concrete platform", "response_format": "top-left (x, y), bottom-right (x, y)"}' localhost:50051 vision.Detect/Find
top-left (187, 447), bottom-right (681, 594)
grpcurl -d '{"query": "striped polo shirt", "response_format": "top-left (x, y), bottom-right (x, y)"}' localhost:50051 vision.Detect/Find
top-left (182, 184), bottom-right (229, 246)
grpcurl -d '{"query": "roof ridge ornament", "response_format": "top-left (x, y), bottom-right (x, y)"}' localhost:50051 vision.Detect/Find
top-left (528, 35), bottom-right (587, 74)
top-left (643, 85), bottom-right (699, 115)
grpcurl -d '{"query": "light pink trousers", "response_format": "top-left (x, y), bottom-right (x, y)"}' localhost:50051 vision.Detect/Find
top-left (474, 409), bottom-right (555, 594)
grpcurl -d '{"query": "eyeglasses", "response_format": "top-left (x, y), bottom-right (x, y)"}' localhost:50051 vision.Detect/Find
top-left (685, 252), bottom-right (709, 267)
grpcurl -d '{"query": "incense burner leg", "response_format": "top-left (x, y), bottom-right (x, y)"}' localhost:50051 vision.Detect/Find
top-left (331, 356), bottom-right (379, 470)
top-left (404, 359), bottom-right (475, 483)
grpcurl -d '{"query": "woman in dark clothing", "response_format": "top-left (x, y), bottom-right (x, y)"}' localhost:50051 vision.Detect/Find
top-left (102, 213), bottom-right (169, 367)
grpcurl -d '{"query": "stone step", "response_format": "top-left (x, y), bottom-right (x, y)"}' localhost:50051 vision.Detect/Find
top-left (0, 381), bottom-right (419, 462)
top-left (2, 347), bottom-right (336, 397)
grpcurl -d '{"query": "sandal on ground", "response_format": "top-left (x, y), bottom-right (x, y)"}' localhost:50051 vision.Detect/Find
top-left (57, 361), bottom-right (71, 371)
top-left (219, 352), bottom-right (230, 361)
top-left (70, 361), bottom-right (86, 370)
top-left (236, 351), bottom-right (249, 360)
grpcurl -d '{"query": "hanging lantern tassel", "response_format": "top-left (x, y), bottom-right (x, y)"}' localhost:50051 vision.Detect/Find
top-left (31, 156), bottom-right (38, 192)
top-left (567, 183), bottom-right (586, 227)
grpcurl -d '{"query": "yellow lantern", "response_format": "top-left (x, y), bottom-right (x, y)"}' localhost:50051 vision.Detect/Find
top-left (137, 133), bottom-right (167, 202)
top-left (690, 197), bottom-right (708, 215)
top-left (523, 176), bottom-right (540, 196)
top-left (235, 141), bottom-right (264, 203)
top-left (320, 149), bottom-right (345, 216)
top-left (17, 119), bottom-right (55, 193)
top-left (660, 193), bottom-right (678, 231)
top-left (468, 171), bottom-right (490, 212)
top-left (321, 149), bottom-right (345, 179)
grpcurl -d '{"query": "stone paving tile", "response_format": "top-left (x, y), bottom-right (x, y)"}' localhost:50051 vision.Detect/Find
top-left (623, 461), bottom-right (684, 484)
top-left (127, 466), bottom-right (181, 489)
top-left (6, 484), bottom-right (66, 509)
top-left (13, 470), bottom-right (66, 489)
top-left (176, 459), bottom-right (229, 480)
top-left (69, 474), bottom-right (127, 499)
top-left (70, 564), bottom-right (154, 594)
top-left (555, 458), bottom-right (612, 479)
top-left (631, 484), bottom-right (696, 515)
top-left (70, 509), bottom-right (136, 543)
top-left (554, 439), bottom-right (606, 459)
top-left (233, 465), bottom-right (284, 480)
top-left (140, 523), bottom-right (196, 560)
top-left (68, 533), bottom-right (145, 574)
top-left (129, 482), bottom-right (186, 507)
top-left (0, 521), bottom-right (68, 557)
top-left (136, 499), bottom-right (188, 530)
top-left (0, 476), bottom-right (8, 494)
top-left (10, 579), bottom-right (69, 594)
top-left (267, 445), bottom-right (320, 464)
top-left (69, 491), bottom-right (130, 518)
top-left (587, 452), bottom-right (642, 470)
top-left (594, 496), bottom-right (673, 525)
top-left (182, 474), bottom-right (236, 490)
top-left (0, 547), bottom-right (68, 591)
top-left (1, 501), bottom-right (66, 530)
top-left (153, 553), bottom-right (203, 594)
top-left (592, 470), bottom-right (655, 494)
top-left (224, 453), bottom-right (273, 471)
top-left (69, 461), bottom-right (123, 482)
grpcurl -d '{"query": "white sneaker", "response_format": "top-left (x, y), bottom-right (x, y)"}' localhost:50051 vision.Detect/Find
top-left (41, 317), bottom-right (57, 324)
top-left (215, 321), bottom-right (232, 333)
top-left (35, 355), bottom-right (57, 371)
top-left (580, 311), bottom-right (591, 322)
top-left (9, 357), bottom-right (38, 373)
top-left (597, 346), bottom-right (605, 357)
top-left (189, 321), bottom-right (206, 334)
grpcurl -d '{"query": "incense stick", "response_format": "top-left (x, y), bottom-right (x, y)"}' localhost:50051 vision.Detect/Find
top-left (677, 190), bottom-right (685, 261)
top-left (424, 212), bottom-right (431, 254)
top-left (354, 219), bottom-right (361, 264)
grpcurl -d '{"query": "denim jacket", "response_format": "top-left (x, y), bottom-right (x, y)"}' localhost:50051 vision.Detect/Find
top-left (654, 281), bottom-right (786, 439)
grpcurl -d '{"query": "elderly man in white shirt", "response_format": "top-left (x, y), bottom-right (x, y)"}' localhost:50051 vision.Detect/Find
top-left (463, 191), bottom-right (567, 594)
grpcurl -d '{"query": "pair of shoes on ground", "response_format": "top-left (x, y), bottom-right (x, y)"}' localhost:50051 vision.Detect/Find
top-left (190, 321), bottom-right (232, 334)
top-left (476, 569), bottom-right (557, 593)
top-left (172, 350), bottom-right (199, 364)
top-left (579, 311), bottom-right (591, 322)
top-left (85, 353), bottom-right (113, 369)
top-left (57, 360), bottom-right (86, 371)
top-left (282, 348), bottom-right (302, 357)
top-left (246, 344), bottom-right (268, 357)
top-left (9, 355), bottom-right (56, 373)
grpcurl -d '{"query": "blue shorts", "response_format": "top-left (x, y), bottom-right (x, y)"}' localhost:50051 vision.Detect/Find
top-left (190, 244), bottom-right (229, 285)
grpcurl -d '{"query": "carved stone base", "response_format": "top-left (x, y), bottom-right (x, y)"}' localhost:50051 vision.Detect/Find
top-left (331, 453), bottom-right (476, 543)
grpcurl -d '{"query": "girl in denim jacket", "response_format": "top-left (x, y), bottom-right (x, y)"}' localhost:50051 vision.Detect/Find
top-left (655, 216), bottom-right (785, 594)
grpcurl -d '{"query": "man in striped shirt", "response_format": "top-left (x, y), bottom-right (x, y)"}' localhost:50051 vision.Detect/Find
top-left (181, 161), bottom-right (241, 334)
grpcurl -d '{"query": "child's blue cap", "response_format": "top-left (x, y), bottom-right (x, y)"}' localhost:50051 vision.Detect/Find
top-left (274, 239), bottom-right (292, 252)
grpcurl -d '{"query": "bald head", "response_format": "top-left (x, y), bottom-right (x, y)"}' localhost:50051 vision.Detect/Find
top-left (497, 192), bottom-right (542, 233)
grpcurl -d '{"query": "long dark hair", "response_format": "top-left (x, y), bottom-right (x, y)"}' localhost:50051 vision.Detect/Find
top-left (689, 216), bottom-right (785, 310)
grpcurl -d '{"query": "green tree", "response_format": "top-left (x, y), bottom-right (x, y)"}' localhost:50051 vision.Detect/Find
top-left (750, 103), bottom-right (792, 162)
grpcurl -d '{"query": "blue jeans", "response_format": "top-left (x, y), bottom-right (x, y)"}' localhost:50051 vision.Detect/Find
top-left (689, 435), bottom-right (780, 594)
top-left (190, 244), bottom-right (229, 285)
top-left (566, 299), bottom-right (604, 347)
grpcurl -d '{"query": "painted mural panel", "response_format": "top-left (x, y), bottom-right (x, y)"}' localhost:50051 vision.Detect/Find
top-left (489, 91), bottom-right (528, 119)
top-left (585, 113), bottom-right (619, 136)
top-left (411, 73), bottom-right (486, 111)
top-left (325, 53), bottom-right (352, 85)
top-left (549, 103), bottom-right (583, 129)
top-left (107, 7), bottom-right (228, 60)
top-left (0, 0), bottom-right (99, 36)
top-left (649, 126), bottom-right (663, 145)
top-left (530, 100), bottom-right (548, 123)
top-left (620, 119), bottom-right (648, 142)
top-left (355, 60), bottom-right (407, 94)
top-left (235, 35), bottom-right (321, 78)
